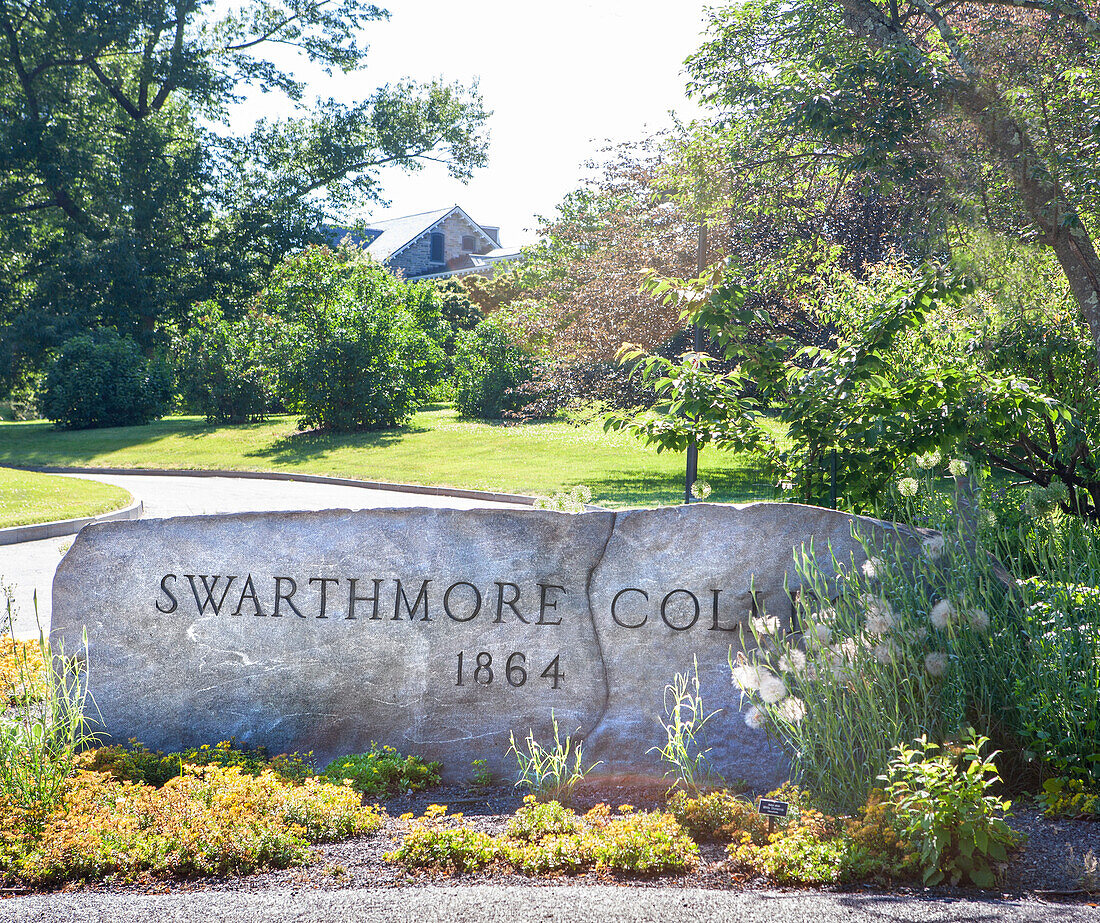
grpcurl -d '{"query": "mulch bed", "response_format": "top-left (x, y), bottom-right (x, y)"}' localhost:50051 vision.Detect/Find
top-left (11, 778), bottom-right (1100, 903)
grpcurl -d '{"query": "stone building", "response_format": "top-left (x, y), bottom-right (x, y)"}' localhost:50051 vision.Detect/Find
top-left (327, 205), bottom-right (522, 280)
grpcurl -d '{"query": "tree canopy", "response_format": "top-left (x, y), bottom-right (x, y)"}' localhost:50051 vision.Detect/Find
top-left (0, 0), bottom-right (489, 389)
top-left (686, 0), bottom-right (1100, 362)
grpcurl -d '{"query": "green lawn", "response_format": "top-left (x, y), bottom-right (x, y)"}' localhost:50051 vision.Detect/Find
top-left (0, 408), bottom-right (782, 509)
top-left (0, 467), bottom-right (133, 529)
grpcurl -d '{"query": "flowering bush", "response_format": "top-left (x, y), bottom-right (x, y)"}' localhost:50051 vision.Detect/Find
top-left (667, 789), bottom-right (769, 842)
top-left (723, 786), bottom-right (919, 885)
top-left (386, 798), bottom-right (698, 877)
top-left (0, 767), bottom-right (383, 886)
top-left (1038, 778), bottom-right (1100, 818)
top-left (731, 456), bottom-right (1026, 812)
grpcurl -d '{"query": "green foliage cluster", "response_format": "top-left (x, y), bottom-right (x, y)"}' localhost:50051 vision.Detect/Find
top-left (672, 785), bottom-right (920, 885)
top-left (259, 247), bottom-right (443, 431)
top-left (1037, 778), bottom-right (1100, 819)
top-left (0, 766), bottom-right (383, 887)
top-left (82, 738), bottom-right (313, 788)
top-left (1012, 577), bottom-right (1100, 778)
top-left (882, 733), bottom-right (1020, 887)
top-left (39, 330), bottom-right (172, 429)
top-left (386, 798), bottom-right (698, 877)
top-left (322, 745), bottom-right (441, 796)
top-left (174, 303), bottom-right (275, 424)
top-left (453, 314), bottom-right (534, 419)
top-left (83, 737), bottom-right (440, 798)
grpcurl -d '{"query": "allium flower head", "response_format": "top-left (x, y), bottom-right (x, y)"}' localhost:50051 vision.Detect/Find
top-left (873, 640), bottom-right (899, 664)
top-left (916, 449), bottom-right (943, 469)
top-left (948, 458), bottom-right (968, 477)
top-left (690, 480), bottom-right (712, 500)
top-left (924, 651), bottom-right (949, 678)
top-left (930, 598), bottom-right (956, 630)
top-left (922, 534), bottom-right (946, 561)
top-left (744, 705), bottom-right (765, 730)
top-left (861, 556), bottom-right (885, 579)
top-left (776, 697), bottom-right (806, 724)
top-left (862, 595), bottom-right (897, 635)
top-left (752, 615), bottom-right (781, 637)
top-left (898, 477), bottom-right (919, 498)
top-left (731, 663), bottom-right (764, 691)
top-left (758, 673), bottom-right (789, 704)
top-left (778, 650), bottom-right (807, 674)
top-left (967, 607), bottom-right (990, 632)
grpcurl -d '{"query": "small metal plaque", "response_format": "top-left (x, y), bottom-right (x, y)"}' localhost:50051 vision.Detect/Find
top-left (757, 798), bottom-right (790, 818)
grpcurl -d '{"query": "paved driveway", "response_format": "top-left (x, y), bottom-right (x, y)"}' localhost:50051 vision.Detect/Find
top-left (1, 473), bottom-right (527, 640)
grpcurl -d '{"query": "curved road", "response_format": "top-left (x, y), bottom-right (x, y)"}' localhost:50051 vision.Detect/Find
top-left (1, 472), bottom-right (527, 641)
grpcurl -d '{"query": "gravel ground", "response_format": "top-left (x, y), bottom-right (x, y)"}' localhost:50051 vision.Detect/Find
top-left (2, 781), bottom-right (1097, 921)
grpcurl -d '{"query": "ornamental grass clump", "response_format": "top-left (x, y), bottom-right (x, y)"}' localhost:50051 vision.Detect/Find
top-left (0, 591), bottom-right (96, 815)
top-left (731, 456), bottom-right (1023, 813)
top-left (509, 712), bottom-right (601, 804)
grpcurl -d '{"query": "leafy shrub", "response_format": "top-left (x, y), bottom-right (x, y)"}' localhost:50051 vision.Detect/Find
top-left (39, 329), bottom-right (172, 429)
top-left (453, 314), bottom-right (533, 418)
top-left (260, 247), bottom-right (442, 431)
top-left (0, 766), bottom-right (382, 886)
top-left (725, 787), bottom-right (919, 885)
top-left (386, 799), bottom-right (697, 877)
top-left (882, 732), bottom-right (1020, 887)
top-left (509, 713), bottom-right (601, 804)
top-left (174, 302), bottom-right (275, 423)
top-left (667, 789), bottom-right (768, 842)
top-left (1012, 578), bottom-right (1100, 780)
top-left (1037, 777), bottom-right (1100, 818)
top-left (323, 745), bottom-right (441, 796)
top-left (82, 738), bottom-right (313, 787)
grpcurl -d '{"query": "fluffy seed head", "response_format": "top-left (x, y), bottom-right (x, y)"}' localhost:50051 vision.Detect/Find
top-left (930, 598), bottom-right (956, 630)
top-left (924, 651), bottom-right (949, 678)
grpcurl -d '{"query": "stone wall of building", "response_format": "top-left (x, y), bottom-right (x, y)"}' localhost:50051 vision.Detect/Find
top-left (387, 211), bottom-right (493, 278)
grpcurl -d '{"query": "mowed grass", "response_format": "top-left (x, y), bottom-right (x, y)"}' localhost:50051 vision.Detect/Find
top-left (0, 407), bottom-right (783, 508)
top-left (0, 467), bottom-right (132, 529)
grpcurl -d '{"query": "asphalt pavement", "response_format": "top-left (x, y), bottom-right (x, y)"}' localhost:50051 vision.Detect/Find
top-left (3, 884), bottom-right (1097, 923)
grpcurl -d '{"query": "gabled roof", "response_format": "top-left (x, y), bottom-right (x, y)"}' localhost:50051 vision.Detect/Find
top-left (361, 207), bottom-right (454, 261)
top-left (362, 205), bottom-right (498, 262)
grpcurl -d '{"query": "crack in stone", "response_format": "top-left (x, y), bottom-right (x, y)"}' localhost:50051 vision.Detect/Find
top-left (575, 510), bottom-right (617, 744)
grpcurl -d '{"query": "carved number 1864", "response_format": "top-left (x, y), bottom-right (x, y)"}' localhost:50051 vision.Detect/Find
top-left (455, 651), bottom-right (564, 689)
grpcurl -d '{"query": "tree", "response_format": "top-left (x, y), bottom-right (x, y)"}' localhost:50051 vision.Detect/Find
top-left (687, 0), bottom-right (1100, 364)
top-left (0, 0), bottom-right (489, 389)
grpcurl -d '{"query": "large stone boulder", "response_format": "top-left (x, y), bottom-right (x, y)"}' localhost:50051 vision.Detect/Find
top-left (52, 502), bottom-right (885, 787)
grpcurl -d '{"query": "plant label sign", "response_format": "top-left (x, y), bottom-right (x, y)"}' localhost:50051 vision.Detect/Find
top-left (757, 798), bottom-right (791, 818)
top-left (52, 503), bottom-right (881, 785)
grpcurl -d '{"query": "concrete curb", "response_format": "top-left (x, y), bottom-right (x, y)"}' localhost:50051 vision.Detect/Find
top-left (0, 497), bottom-right (144, 546)
top-left (6, 465), bottom-right (537, 532)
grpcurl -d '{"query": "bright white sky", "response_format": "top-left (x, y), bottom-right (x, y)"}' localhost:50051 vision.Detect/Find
top-left (230, 1), bottom-right (713, 246)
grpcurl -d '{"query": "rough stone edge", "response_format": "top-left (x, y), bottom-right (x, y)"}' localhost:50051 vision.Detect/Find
top-left (7, 464), bottom-right (539, 509)
top-left (0, 495), bottom-right (143, 546)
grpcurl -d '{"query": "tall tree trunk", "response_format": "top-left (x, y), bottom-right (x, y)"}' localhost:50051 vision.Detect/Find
top-left (837, 0), bottom-right (1100, 366)
top-left (956, 87), bottom-right (1100, 366)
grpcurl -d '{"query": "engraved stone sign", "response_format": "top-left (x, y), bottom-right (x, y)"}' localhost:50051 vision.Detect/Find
top-left (52, 503), bottom-right (882, 788)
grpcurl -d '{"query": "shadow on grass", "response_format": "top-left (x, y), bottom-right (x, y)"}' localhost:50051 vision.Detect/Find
top-left (587, 466), bottom-right (777, 509)
top-left (0, 418), bottom-right (218, 465)
top-left (244, 420), bottom-right (430, 464)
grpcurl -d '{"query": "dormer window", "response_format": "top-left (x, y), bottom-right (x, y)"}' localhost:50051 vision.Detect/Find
top-left (461, 235), bottom-right (476, 252)
top-left (429, 232), bottom-right (444, 263)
